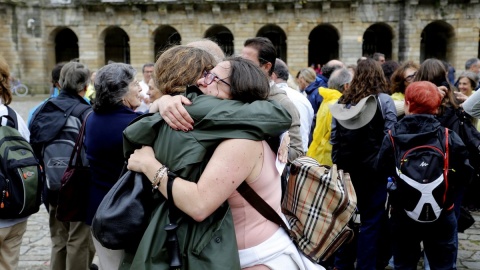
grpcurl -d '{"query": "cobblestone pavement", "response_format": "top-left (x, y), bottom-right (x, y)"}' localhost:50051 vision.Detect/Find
top-left (9, 95), bottom-right (480, 270)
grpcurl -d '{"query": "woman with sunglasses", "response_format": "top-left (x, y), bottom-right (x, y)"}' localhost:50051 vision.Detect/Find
top-left (389, 61), bottom-right (420, 120)
top-left (122, 45), bottom-right (319, 269)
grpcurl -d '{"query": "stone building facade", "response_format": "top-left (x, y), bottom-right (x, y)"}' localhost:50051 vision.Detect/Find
top-left (1, 0), bottom-right (480, 93)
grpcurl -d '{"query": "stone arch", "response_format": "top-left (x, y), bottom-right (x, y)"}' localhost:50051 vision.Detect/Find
top-left (362, 23), bottom-right (394, 59)
top-left (308, 24), bottom-right (340, 66)
top-left (54, 28), bottom-right (79, 63)
top-left (101, 26), bottom-right (130, 64)
top-left (256, 24), bottom-right (287, 62)
top-left (45, 27), bottom-right (80, 89)
top-left (420, 20), bottom-right (455, 63)
top-left (204, 25), bottom-right (234, 56)
top-left (153, 25), bottom-right (181, 60)
top-left (478, 31), bottom-right (480, 59)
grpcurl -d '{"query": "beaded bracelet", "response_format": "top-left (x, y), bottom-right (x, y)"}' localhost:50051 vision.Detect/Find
top-left (152, 165), bottom-right (168, 191)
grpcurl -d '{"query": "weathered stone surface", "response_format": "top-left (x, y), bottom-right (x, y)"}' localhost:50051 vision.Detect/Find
top-left (0, 1), bottom-right (479, 93)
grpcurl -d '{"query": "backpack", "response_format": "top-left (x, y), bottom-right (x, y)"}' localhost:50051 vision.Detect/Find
top-left (443, 108), bottom-right (480, 182)
top-left (388, 128), bottom-right (449, 223)
top-left (238, 156), bottom-right (357, 263)
top-left (0, 106), bottom-right (43, 218)
top-left (30, 101), bottom-right (90, 191)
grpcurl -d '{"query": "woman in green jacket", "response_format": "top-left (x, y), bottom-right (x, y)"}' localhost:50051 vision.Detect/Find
top-left (121, 45), bottom-right (313, 269)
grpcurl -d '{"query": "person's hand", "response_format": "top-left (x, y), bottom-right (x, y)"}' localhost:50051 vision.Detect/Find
top-left (437, 86), bottom-right (448, 99)
top-left (278, 132), bottom-right (290, 163)
top-left (454, 91), bottom-right (468, 104)
top-left (127, 146), bottom-right (156, 173)
top-left (149, 95), bottom-right (194, 131)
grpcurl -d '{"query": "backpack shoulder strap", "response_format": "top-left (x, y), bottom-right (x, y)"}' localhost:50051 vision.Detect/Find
top-left (71, 103), bottom-right (91, 120)
top-left (445, 128), bottom-right (449, 180)
top-left (388, 129), bottom-right (398, 162)
top-left (0, 105), bottom-right (18, 130)
top-left (237, 181), bottom-right (290, 233)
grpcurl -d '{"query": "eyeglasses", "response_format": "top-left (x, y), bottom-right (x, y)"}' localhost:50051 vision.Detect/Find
top-left (405, 72), bottom-right (416, 82)
top-left (203, 71), bottom-right (230, 87)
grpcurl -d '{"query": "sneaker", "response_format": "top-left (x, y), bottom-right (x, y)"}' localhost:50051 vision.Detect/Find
top-left (90, 263), bottom-right (99, 270)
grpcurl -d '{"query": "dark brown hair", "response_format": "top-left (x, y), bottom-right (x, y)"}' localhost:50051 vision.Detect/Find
top-left (390, 61), bottom-right (420, 94)
top-left (340, 58), bottom-right (388, 104)
top-left (414, 58), bottom-right (458, 111)
top-left (227, 57), bottom-right (269, 103)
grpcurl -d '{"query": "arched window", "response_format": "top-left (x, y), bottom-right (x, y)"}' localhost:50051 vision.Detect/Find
top-left (103, 27), bottom-right (130, 64)
top-left (55, 28), bottom-right (79, 63)
top-left (308, 24), bottom-right (339, 66)
top-left (205, 25), bottom-right (234, 56)
top-left (420, 21), bottom-right (454, 63)
top-left (153, 25), bottom-right (181, 60)
top-left (362, 23), bottom-right (393, 59)
top-left (257, 24), bottom-right (287, 62)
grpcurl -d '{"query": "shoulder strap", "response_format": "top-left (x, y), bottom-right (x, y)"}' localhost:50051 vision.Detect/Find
top-left (68, 111), bottom-right (93, 168)
top-left (71, 103), bottom-right (91, 119)
top-left (3, 105), bottom-right (18, 129)
top-left (237, 181), bottom-right (290, 233)
top-left (444, 128), bottom-right (449, 181)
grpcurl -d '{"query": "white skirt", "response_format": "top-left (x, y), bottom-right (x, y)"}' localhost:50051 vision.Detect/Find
top-left (238, 227), bottom-right (325, 270)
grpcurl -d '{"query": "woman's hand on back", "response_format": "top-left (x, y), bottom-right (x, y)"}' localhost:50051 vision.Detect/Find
top-left (149, 95), bottom-right (194, 131)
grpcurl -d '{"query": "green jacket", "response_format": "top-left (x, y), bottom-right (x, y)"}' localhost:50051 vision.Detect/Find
top-left (121, 86), bottom-right (292, 270)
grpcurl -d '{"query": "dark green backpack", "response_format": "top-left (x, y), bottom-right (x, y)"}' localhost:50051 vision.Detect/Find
top-left (0, 106), bottom-right (43, 218)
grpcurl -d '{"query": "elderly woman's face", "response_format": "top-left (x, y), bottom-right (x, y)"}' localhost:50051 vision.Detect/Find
top-left (458, 77), bottom-right (473, 96)
top-left (197, 61), bottom-right (232, 100)
top-left (123, 80), bottom-right (142, 110)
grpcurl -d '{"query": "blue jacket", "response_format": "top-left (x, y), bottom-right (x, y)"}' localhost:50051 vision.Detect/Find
top-left (304, 75), bottom-right (327, 114)
top-left (84, 105), bottom-right (143, 225)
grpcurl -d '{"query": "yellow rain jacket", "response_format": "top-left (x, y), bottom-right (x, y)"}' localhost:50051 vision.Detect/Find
top-left (307, 87), bottom-right (342, 165)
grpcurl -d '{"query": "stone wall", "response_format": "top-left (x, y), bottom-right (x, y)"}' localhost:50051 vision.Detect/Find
top-left (0, 0), bottom-right (479, 94)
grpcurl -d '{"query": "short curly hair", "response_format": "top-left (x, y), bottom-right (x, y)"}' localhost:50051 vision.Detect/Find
top-left (390, 61), bottom-right (419, 94)
top-left (154, 45), bottom-right (217, 95)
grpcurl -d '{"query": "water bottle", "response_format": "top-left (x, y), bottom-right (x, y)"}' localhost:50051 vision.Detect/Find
top-left (387, 177), bottom-right (397, 191)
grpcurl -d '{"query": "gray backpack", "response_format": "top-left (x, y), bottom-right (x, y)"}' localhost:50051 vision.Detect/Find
top-left (30, 101), bottom-right (90, 191)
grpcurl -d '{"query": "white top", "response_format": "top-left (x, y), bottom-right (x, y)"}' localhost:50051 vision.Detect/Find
top-left (276, 82), bottom-right (314, 152)
top-left (463, 90), bottom-right (480, 118)
top-left (0, 100), bottom-right (31, 227)
top-left (136, 80), bottom-right (150, 112)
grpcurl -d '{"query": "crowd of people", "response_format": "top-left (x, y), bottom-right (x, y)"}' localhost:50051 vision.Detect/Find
top-left (0, 35), bottom-right (479, 270)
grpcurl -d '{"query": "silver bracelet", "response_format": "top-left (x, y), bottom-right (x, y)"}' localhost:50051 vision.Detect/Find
top-left (152, 165), bottom-right (168, 191)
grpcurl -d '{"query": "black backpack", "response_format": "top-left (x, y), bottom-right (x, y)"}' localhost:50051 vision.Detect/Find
top-left (388, 128), bottom-right (449, 223)
top-left (443, 108), bottom-right (480, 182)
top-left (0, 106), bottom-right (43, 218)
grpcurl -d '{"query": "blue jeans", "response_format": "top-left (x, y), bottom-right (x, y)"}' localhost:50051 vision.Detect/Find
top-left (391, 209), bottom-right (457, 270)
